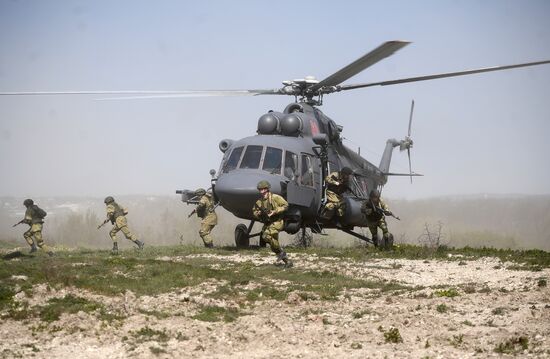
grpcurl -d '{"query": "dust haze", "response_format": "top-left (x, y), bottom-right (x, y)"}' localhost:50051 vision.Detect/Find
top-left (1, 194), bottom-right (548, 251)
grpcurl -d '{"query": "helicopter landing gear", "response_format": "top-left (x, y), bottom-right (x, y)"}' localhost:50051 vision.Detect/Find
top-left (235, 224), bottom-right (250, 248)
top-left (293, 227), bottom-right (313, 247)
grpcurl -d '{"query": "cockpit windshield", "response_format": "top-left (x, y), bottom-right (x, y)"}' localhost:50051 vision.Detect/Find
top-left (223, 146), bottom-right (243, 173)
top-left (262, 147), bottom-right (282, 174)
top-left (240, 145), bottom-right (263, 169)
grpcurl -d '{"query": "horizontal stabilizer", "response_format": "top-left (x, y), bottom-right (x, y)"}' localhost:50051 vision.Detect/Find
top-left (383, 172), bottom-right (423, 177)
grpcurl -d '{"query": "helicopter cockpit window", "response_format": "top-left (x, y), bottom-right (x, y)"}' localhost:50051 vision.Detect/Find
top-left (301, 154), bottom-right (314, 187)
top-left (223, 146), bottom-right (244, 173)
top-left (284, 151), bottom-right (298, 180)
top-left (262, 147), bottom-right (282, 174)
top-left (240, 145), bottom-right (263, 169)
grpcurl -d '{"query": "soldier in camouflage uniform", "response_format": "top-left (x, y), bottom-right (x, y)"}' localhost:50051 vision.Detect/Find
top-left (322, 166), bottom-right (353, 221)
top-left (361, 190), bottom-right (392, 247)
top-left (253, 180), bottom-right (293, 268)
top-left (100, 196), bottom-right (144, 254)
top-left (193, 188), bottom-right (217, 248)
top-left (20, 199), bottom-right (53, 256)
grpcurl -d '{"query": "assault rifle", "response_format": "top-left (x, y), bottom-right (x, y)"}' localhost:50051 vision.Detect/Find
top-left (367, 200), bottom-right (400, 220)
top-left (188, 209), bottom-right (196, 218)
top-left (97, 218), bottom-right (110, 229)
top-left (12, 219), bottom-right (25, 227)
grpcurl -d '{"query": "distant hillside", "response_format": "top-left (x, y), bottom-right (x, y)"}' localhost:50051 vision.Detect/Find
top-left (1, 195), bottom-right (549, 250)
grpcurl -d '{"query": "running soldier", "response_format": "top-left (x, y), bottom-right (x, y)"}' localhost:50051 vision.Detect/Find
top-left (15, 199), bottom-right (53, 256)
top-left (98, 196), bottom-right (144, 254)
top-left (361, 190), bottom-right (393, 248)
top-left (191, 188), bottom-right (217, 248)
top-left (252, 180), bottom-right (293, 268)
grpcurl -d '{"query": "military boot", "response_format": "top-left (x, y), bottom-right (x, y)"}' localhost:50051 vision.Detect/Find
top-left (135, 240), bottom-right (144, 250)
top-left (111, 242), bottom-right (119, 255)
top-left (204, 243), bottom-right (214, 249)
top-left (29, 243), bottom-right (38, 253)
top-left (276, 250), bottom-right (287, 263)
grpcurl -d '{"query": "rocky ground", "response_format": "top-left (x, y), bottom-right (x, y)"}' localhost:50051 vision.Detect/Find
top-left (1, 250), bottom-right (549, 358)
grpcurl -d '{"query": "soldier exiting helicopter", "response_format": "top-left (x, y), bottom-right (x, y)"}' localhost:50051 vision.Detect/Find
top-left (189, 188), bottom-right (217, 248)
top-left (13, 199), bottom-right (53, 256)
top-left (252, 180), bottom-right (293, 268)
top-left (98, 196), bottom-right (144, 254)
top-left (322, 166), bottom-right (353, 222)
top-left (361, 190), bottom-right (393, 247)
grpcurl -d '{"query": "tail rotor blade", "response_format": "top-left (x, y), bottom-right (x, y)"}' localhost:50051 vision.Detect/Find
top-left (407, 148), bottom-right (412, 183)
top-left (408, 99), bottom-right (415, 137)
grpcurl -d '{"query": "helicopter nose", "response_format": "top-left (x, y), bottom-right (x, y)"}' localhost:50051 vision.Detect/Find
top-left (215, 172), bottom-right (282, 218)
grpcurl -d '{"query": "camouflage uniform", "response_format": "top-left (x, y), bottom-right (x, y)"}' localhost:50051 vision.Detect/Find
top-left (105, 199), bottom-right (143, 251)
top-left (253, 181), bottom-right (292, 266)
top-left (362, 197), bottom-right (390, 244)
top-left (196, 193), bottom-right (217, 247)
top-left (324, 170), bottom-right (351, 218)
top-left (22, 201), bottom-right (52, 255)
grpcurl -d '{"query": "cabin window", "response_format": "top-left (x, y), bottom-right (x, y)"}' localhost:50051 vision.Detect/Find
top-left (301, 154), bottom-right (314, 187)
top-left (223, 146), bottom-right (244, 173)
top-left (262, 147), bottom-right (282, 174)
top-left (284, 151), bottom-right (298, 180)
top-left (240, 145), bottom-right (263, 169)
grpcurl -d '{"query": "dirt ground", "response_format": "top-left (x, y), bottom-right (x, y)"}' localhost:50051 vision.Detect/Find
top-left (1, 252), bottom-right (549, 358)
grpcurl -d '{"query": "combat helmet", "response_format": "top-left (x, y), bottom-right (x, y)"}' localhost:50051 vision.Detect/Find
top-left (104, 196), bottom-right (115, 204)
top-left (257, 180), bottom-right (271, 190)
top-left (23, 199), bottom-right (34, 207)
top-left (369, 189), bottom-right (380, 199)
top-left (341, 166), bottom-right (353, 175)
top-left (195, 188), bottom-right (206, 196)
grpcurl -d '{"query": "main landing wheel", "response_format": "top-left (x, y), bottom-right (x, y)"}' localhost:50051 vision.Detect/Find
top-left (235, 224), bottom-right (250, 248)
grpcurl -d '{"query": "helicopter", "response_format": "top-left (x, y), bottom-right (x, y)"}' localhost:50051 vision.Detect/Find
top-left (169, 40), bottom-right (550, 248)
top-left (2, 40), bottom-right (549, 248)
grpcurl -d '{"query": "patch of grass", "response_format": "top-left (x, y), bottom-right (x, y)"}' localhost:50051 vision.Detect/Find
top-left (461, 320), bottom-right (474, 327)
top-left (352, 309), bottom-right (371, 319)
top-left (245, 286), bottom-right (287, 302)
top-left (133, 326), bottom-right (170, 342)
top-left (538, 278), bottom-right (547, 287)
top-left (0, 284), bottom-right (16, 311)
top-left (434, 288), bottom-right (460, 298)
top-left (383, 327), bottom-right (403, 343)
top-left (450, 334), bottom-right (464, 347)
top-left (138, 308), bottom-right (171, 319)
top-left (492, 307), bottom-right (506, 315)
top-left (149, 346), bottom-right (167, 355)
top-left (192, 305), bottom-right (241, 323)
top-left (436, 304), bottom-right (449, 313)
top-left (494, 336), bottom-right (529, 354)
top-left (39, 294), bottom-right (101, 322)
top-left (351, 342), bottom-right (362, 349)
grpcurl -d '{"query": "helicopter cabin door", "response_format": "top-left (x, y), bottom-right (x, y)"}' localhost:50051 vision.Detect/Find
top-left (285, 152), bottom-right (320, 215)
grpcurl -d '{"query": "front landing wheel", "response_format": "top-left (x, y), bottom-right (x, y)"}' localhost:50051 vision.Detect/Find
top-left (235, 224), bottom-right (250, 248)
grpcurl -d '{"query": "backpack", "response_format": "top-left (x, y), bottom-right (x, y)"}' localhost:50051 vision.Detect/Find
top-left (33, 205), bottom-right (47, 219)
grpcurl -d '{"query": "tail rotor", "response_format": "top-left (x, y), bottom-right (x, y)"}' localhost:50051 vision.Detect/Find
top-left (399, 100), bottom-right (415, 183)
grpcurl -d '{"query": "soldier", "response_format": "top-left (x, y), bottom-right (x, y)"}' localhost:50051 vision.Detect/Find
top-left (361, 190), bottom-right (393, 247)
top-left (99, 196), bottom-right (144, 254)
top-left (18, 199), bottom-right (53, 256)
top-left (252, 180), bottom-right (293, 268)
top-left (322, 166), bottom-right (353, 221)
top-left (192, 188), bottom-right (217, 248)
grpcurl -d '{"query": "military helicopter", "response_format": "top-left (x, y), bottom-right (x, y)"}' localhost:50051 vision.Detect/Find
top-left (170, 40), bottom-right (550, 248)
top-left (2, 40), bottom-right (549, 248)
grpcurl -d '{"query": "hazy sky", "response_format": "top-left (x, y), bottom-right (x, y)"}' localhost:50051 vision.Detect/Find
top-left (1, 0), bottom-right (549, 200)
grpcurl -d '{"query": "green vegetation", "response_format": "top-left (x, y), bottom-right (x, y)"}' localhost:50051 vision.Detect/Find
top-left (39, 294), bottom-right (102, 322)
top-left (383, 327), bottom-right (403, 343)
top-left (494, 336), bottom-right (529, 354)
top-left (192, 305), bottom-right (241, 323)
top-left (434, 288), bottom-right (460, 298)
top-left (436, 304), bottom-right (449, 313)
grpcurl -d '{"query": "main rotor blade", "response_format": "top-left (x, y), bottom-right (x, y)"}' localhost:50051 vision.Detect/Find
top-left (340, 59), bottom-right (550, 91)
top-left (308, 40), bottom-right (411, 93)
top-left (0, 89), bottom-right (283, 98)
